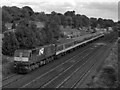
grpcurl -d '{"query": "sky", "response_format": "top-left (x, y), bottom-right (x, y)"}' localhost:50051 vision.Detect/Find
top-left (0, 0), bottom-right (119, 22)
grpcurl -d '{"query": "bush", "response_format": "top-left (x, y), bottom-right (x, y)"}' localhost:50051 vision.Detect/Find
top-left (2, 62), bottom-right (14, 78)
top-left (100, 65), bottom-right (117, 87)
top-left (15, 19), bottom-right (40, 49)
top-left (102, 65), bottom-right (115, 74)
top-left (2, 32), bottom-right (19, 56)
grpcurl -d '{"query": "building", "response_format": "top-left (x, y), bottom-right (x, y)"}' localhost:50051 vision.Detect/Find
top-left (60, 26), bottom-right (81, 39)
top-left (108, 27), bottom-right (113, 31)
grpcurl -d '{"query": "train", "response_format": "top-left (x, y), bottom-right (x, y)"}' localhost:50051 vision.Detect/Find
top-left (14, 32), bottom-right (104, 73)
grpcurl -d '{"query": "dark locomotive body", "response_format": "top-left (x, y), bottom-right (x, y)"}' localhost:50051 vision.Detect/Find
top-left (14, 33), bottom-right (104, 73)
top-left (14, 44), bottom-right (56, 73)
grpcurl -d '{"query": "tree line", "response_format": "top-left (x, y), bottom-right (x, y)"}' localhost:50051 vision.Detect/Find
top-left (2, 6), bottom-right (117, 56)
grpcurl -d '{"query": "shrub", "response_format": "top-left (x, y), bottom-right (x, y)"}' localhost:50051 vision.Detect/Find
top-left (100, 65), bottom-right (117, 87)
top-left (2, 32), bottom-right (19, 56)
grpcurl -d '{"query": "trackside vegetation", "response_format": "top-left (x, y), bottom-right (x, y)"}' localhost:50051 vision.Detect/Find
top-left (2, 6), bottom-right (118, 56)
top-left (87, 39), bottom-right (119, 88)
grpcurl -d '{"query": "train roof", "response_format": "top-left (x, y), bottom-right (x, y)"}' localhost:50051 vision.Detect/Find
top-left (14, 44), bottom-right (55, 53)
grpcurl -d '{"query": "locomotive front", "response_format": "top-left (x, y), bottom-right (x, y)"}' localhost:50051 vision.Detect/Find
top-left (14, 50), bottom-right (31, 73)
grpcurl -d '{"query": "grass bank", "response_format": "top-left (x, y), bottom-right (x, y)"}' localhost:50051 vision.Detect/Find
top-left (2, 55), bottom-right (14, 78)
top-left (87, 39), bottom-right (118, 88)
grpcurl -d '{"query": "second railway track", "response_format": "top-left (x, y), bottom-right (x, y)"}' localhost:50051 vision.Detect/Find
top-left (40, 44), bottom-right (106, 88)
top-left (21, 44), bottom-right (99, 88)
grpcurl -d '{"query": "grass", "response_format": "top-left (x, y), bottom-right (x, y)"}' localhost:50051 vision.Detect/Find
top-left (2, 55), bottom-right (14, 78)
top-left (2, 62), bottom-right (14, 78)
top-left (87, 39), bottom-right (118, 88)
top-left (2, 55), bottom-right (13, 64)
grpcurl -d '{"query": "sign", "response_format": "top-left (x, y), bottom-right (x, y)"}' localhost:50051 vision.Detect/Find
top-left (39, 48), bottom-right (44, 55)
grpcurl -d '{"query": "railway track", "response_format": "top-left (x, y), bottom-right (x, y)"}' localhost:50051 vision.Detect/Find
top-left (40, 45), bottom-right (106, 88)
top-left (20, 45), bottom-right (98, 88)
top-left (2, 74), bottom-right (23, 88)
top-left (2, 74), bottom-right (16, 81)
top-left (56, 47), bottom-right (107, 88)
top-left (54, 34), bottom-right (117, 88)
top-left (2, 32), bottom-right (117, 89)
top-left (74, 45), bottom-right (112, 88)
top-left (20, 43), bottom-right (102, 88)
top-left (2, 41), bottom-right (94, 88)
top-left (37, 40), bottom-right (115, 88)
top-left (68, 45), bottom-right (111, 88)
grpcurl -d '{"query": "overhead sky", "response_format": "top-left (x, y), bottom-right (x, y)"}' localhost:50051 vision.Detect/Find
top-left (0, 0), bottom-right (119, 22)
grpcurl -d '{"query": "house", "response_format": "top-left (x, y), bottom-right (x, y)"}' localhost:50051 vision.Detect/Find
top-left (108, 27), bottom-right (113, 31)
top-left (35, 22), bottom-right (45, 28)
top-left (29, 21), bottom-right (45, 29)
top-left (60, 26), bottom-right (81, 39)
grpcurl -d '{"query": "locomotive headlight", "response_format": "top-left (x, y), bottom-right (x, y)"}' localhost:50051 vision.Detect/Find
top-left (14, 57), bottom-right (20, 61)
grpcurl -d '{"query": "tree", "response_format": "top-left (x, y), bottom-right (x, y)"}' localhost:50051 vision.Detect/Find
top-left (35, 28), bottom-right (45, 46)
top-left (97, 18), bottom-right (104, 28)
top-left (65, 16), bottom-right (73, 26)
top-left (2, 21), bottom-right (7, 33)
top-left (58, 14), bottom-right (67, 28)
top-left (2, 32), bottom-right (19, 56)
top-left (12, 22), bottom-right (16, 29)
top-left (15, 19), bottom-right (38, 49)
top-left (103, 19), bottom-right (114, 28)
top-left (72, 14), bottom-right (82, 28)
top-left (2, 6), bottom-right (23, 23)
top-left (21, 6), bottom-right (34, 19)
top-left (64, 11), bottom-right (75, 17)
top-left (90, 17), bottom-right (97, 28)
top-left (50, 12), bottom-right (61, 25)
top-left (81, 15), bottom-right (90, 27)
top-left (64, 11), bottom-right (76, 27)
top-left (36, 12), bottom-right (48, 22)
top-left (43, 18), bottom-right (61, 43)
top-left (2, 6), bottom-right (12, 23)
top-left (10, 6), bottom-right (22, 22)
top-left (51, 11), bottom-right (57, 16)
top-left (76, 14), bottom-right (83, 28)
